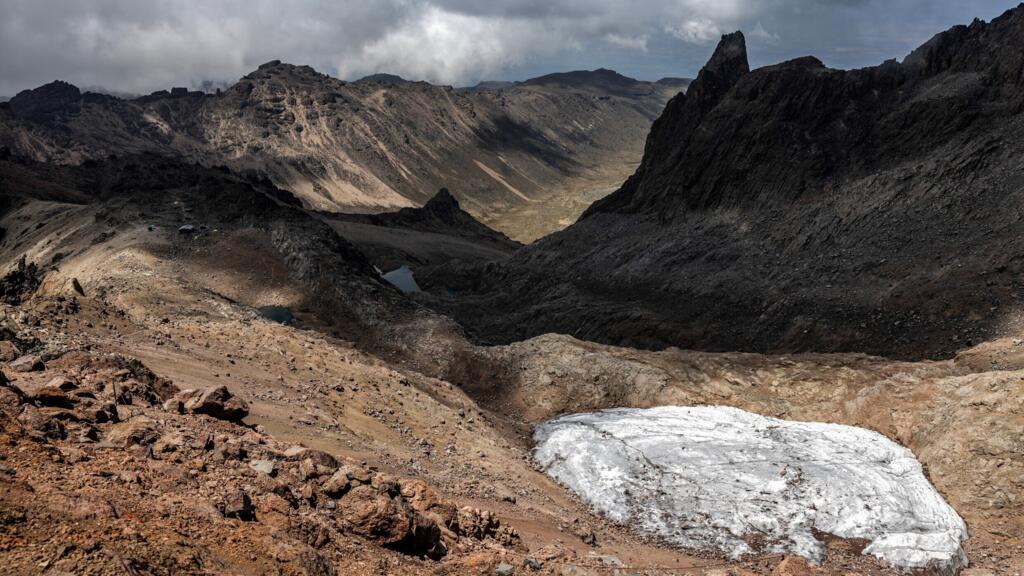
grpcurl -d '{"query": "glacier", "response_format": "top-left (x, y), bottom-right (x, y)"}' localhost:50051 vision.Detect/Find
top-left (533, 405), bottom-right (967, 573)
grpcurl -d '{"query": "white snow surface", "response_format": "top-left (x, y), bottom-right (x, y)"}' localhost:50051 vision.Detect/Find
top-left (533, 406), bottom-right (967, 572)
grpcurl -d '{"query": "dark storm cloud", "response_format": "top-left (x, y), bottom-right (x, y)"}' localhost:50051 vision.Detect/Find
top-left (0, 0), bottom-right (1016, 96)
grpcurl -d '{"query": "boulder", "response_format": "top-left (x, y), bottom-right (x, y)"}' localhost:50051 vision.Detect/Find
top-left (0, 341), bottom-right (20, 362)
top-left (338, 485), bottom-right (414, 545)
top-left (153, 432), bottom-right (186, 454)
top-left (248, 459), bottom-right (275, 475)
top-left (8, 354), bottom-right (44, 373)
top-left (0, 372), bottom-right (28, 413)
top-left (322, 468), bottom-right (355, 497)
top-left (170, 386), bottom-right (248, 421)
top-left (299, 458), bottom-right (334, 480)
top-left (31, 377), bottom-right (80, 408)
top-left (221, 490), bottom-right (254, 520)
top-left (106, 417), bottom-right (159, 446)
top-left (16, 405), bottom-right (66, 440)
top-left (283, 446), bottom-right (338, 469)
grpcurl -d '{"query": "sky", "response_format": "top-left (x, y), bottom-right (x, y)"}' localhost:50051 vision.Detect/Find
top-left (0, 0), bottom-right (1018, 96)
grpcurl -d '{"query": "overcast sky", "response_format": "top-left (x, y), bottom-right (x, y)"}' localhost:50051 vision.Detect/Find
top-left (0, 0), bottom-right (1017, 96)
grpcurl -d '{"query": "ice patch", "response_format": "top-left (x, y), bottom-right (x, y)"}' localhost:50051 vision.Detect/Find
top-left (533, 406), bottom-right (967, 573)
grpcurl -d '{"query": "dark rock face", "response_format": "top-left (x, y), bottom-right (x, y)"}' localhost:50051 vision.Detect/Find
top-left (427, 6), bottom-right (1024, 359)
top-left (337, 188), bottom-right (520, 250)
top-left (586, 14), bottom-right (1024, 219)
top-left (8, 81), bottom-right (82, 123)
top-left (0, 257), bottom-right (41, 305)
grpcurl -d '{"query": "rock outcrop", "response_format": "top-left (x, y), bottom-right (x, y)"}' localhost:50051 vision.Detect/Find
top-left (334, 187), bottom-right (521, 250)
top-left (166, 385), bottom-right (250, 422)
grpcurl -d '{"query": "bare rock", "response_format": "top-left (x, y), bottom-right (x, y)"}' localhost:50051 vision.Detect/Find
top-left (338, 485), bottom-right (413, 544)
top-left (106, 417), bottom-right (159, 446)
top-left (170, 385), bottom-right (249, 421)
top-left (8, 354), bottom-right (44, 373)
top-left (284, 446), bottom-right (338, 469)
top-left (322, 468), bottom-right (355, 497)
top-left (248, 459), bottom-right (275, 475)
top-left (221, 490), bottom-right (254, 520)
top-left (0, 341), bottom-right (20, 362)
top-left (17, 405), bottom-right (66, 440)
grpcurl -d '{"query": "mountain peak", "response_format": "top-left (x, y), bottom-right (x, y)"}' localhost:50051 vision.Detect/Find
top-left (423, 187), bottom-right (460, 213)
top-left (243, 61), bottom-right (326, 82)
top-left (8, 80), bottom-right (82, 122)
top-left (686, 31), bottom-right (749, 108)
top-left (522, 68), bottom-right (638, 88)
top-left (355, 73), bottom-right (411, 85)
top-left (706, 32), bottom-right (748, 72)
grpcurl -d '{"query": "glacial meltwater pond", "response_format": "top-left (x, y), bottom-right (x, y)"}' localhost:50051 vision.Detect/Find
top-left (533, 406), bottom-right (967, 572)
top-left (381, 265), bottom-right (420, 294)
top-left (258, 306), bottom-right (294, 324)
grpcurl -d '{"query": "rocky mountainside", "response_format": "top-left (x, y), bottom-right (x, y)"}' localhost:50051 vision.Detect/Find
top-left (0, 63), bottom-right (684, 241)
top-left (1, 95), bottom-right (1023, 575)
top-left (426, 5), bottom-right (1024, 360)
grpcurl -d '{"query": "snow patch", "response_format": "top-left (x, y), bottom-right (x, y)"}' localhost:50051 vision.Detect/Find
top-left (533, 406), bottom-right (967, 573)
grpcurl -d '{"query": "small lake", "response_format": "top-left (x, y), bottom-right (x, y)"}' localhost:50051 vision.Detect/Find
top-left (381, 265), bottom-right (420, 294)
top-left (258, 306), bottom-right (294, 324)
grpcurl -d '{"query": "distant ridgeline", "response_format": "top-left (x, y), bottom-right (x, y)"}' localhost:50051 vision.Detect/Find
top-left (0, 64), bottom-right (688, 240)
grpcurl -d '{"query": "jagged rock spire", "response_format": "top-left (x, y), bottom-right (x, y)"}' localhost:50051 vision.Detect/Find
top-left (685, 31), bottom-right (750, 114)
top-left (581, 31), bottom-right (749, 218)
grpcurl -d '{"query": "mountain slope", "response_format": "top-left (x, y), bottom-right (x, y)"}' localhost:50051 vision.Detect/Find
top-left (0, 64), bottom-right (683, 241)
top-left (426, 5), bottom-right (1024, 360)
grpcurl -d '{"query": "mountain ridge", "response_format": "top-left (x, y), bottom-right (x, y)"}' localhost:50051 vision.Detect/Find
top-left (0, 62), bottom-right (685, 241)
top-left (424, 4), bottom-right (1024, 360)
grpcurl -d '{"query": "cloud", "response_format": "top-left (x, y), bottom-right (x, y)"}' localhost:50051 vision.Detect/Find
top-left (666, 18), bottom-right (724, 45)
top-left (0, 0), bottom-right (1016, 95)
top-left (750, 22), bottom-right (781, 44)
top-left (605, 33), bottom-right (649, 51)
top-left (334, 5), bottom-right (568, 83)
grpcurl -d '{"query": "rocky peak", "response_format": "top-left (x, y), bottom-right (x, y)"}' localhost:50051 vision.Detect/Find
top-left (243, 61), bottom-right (328, 85)
top-left (581, 32), bottom-right (749, 217)
top-left (902, 3), bottom-right (1024, 81)
top-left (9, 80), bottom-right (82, 123)
top-left (422, 187), bottom-right (461, 216)
top-left (356, 73), bottom-right (410, 85)
top-left (352, 187), bottom-right (520, 249)
top-left (584, 6), bottom-right (1024, 220)
top-left (685, 31), bottom-right (749, 112)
